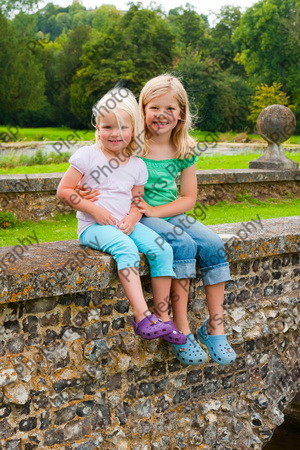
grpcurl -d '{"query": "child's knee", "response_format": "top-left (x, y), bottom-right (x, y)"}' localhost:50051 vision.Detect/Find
top-left (118, 256), bottom-right (140, 281)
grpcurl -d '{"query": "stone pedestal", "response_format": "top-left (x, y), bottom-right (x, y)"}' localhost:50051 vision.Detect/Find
top-left (249, 104), bottom-right (299, 170)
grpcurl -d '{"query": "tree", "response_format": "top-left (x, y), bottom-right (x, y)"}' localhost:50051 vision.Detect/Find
top-left (0, 12), bottom-right (45, 113)
top-left (233, 0), bottom-right (300, 91)
top-left (0, 0), bottom-right (37, 16)
top-left (92, 4), bottom-right (121, 32)
top-left (248, 82), bottom-right (293, 125)
top-left (168, 4), bottom-right (209, 53)
top-left (174, 53), bottom-right (253, 132)
top-left (209, 5), bottom-right (243, 74)
top-left (233, 0), bottom-right (300, 131)
top-left (70, 4), bottom-right (176, 126)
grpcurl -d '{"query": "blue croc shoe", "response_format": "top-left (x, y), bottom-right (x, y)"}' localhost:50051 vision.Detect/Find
top-left (197, 319), bottom-right (236, 366)
top-left (169, 333), bottom-right (208, 365)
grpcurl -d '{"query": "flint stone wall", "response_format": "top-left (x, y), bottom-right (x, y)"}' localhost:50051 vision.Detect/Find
top-left (0, 169), bottom-right (299, 221)
top-left (0, 217), bottom-right (299, 449)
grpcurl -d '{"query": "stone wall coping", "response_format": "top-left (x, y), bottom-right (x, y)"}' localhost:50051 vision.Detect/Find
top-left (1, 169), bottom-right (299, 192)
top-left (0, 217), bottom-right (299, 304)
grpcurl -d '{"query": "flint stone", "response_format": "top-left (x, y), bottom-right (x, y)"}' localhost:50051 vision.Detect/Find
top-left (42, 342), bottom-right (70, 368)
top-left (77, 401), bottom-right (94, 417)
top-left (7, 336), bottom-right (25, 354)
top-left (19, 417), bottom-right (37, 431)
top-left (0, 368), bottom-right (18, 386)
top-left (201, 400), bottom-right (222, 414)
top-left (204, 424), bottom-right (217, 445)
top-left (84, 339), bottom-right (110, 361)
top-left (112, 317), bottom-right (125, 330)
top-left (173, 389), bottom-right (191, 404)
top-left (62, 327), bottom-right (84, 342)
top-left (4, 382), bottom-right (29, 404)
top-left (41, 313), bottom-right (60, 326)
top-left (55, 405), bottom-right (77, 424)
top-left (64, 420), bottom-right (84, 441)
top-left (5, 440), bottom-right (22, 450)
top-left (44, 428), bottom-right (64, 446)
top-left (85, 323), bottom-right (103, 340)
top-left (53, 377), bottom-right (81, 393)
top-left (136, 398), bottom-right (153, 418)
top-left (0, 403), bottom-right (11, 418)
top-left (0, 419), bottom-right (14, 439)
top-left (25, 298), bottom-right (57, 313)
top-left (73, 311), bottom-right (88, 326)
top-left (4, 320), bottom-right (20, 333)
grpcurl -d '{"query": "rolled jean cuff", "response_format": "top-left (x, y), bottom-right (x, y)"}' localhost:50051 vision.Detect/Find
top-left (201, 262), bottom-right (231, 286)
top-left (173, 259), bottom-right (197, 279)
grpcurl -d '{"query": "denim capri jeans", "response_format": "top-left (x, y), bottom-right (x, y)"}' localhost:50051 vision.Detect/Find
top-left (140, 214), bottom-right (230, 285)
top-left (79, 222), bottom-right (176, 278)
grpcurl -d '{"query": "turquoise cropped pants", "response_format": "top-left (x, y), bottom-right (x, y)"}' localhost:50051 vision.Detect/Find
top-left (79, 222), bottom-right (176, 278)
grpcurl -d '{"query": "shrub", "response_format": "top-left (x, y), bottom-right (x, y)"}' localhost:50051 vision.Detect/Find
top-left (0, 210), bottom-right (18, 228)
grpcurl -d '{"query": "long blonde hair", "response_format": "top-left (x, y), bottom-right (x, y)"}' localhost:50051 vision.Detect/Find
top-left (139, 74), bottom-right (197, 158)
top-left (92, 87), bottom-right (142, 155)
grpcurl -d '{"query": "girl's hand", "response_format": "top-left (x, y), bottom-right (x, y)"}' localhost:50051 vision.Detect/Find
top-left (136, 198), bottom-right (155, 217)
top-left (117, 216), bottom-right (135, 235)
top-left (93, 206), bottom-right (116, 226)
top-left (76, 184), bottom-right (100, 202)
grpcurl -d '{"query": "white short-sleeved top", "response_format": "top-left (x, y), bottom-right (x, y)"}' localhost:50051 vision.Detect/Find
top-left (69, 144), bottom-right (148, 236)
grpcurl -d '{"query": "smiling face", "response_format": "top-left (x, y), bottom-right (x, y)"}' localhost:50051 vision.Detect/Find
top-left (144, 90), bottom-right (182, 138)
top-left (97, 110), bottom-right (133, 157)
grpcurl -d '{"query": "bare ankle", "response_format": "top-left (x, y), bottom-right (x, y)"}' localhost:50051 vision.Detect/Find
top-left (207, 317), bottom-right (225, 335)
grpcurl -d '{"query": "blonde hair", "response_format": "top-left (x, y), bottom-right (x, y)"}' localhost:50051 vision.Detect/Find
top-left (92, 87), bottom-right (142, 155)
top-left (139, 74), bottom-right (197, 158)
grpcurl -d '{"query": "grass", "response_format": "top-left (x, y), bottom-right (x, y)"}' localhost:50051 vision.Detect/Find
top-left (1, 198), bottom-right (299, 247)
top-left (188, 198), bottom-right (300, 225)
top-left (1, 125), bottom-right (300, 144)
top-left (1, 152), bottom-right (300, 174)
top-left (0, 163), bottom-right (70, 174)
top-left (0, 212), bottom-right (78, 246)
top-left (196, 153), bottom-right (300, 170)
top-left (0, 126), bottom-right (94, 142)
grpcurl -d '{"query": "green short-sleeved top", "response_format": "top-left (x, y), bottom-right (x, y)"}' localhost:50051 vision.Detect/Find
top-left (138, 155), bottom-right (197, 219)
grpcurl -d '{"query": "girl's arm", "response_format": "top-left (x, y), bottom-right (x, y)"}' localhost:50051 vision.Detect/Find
top-left (57, 166), bottom-right (116, 226)
top-left (137, 164), bottom-right (198, 218)
top-left (118, 185), bottom-right (144, 235)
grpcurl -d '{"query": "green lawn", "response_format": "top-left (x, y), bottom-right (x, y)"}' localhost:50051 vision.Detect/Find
top-left (0, 163), bottom-right (69, 174)
top-left (189, 198), bottom-right (300, 225)
top-left (1, 125), bottom-right (300, 144)
top-left (1, 198), bottom-right (299, 247)
top-left (196, 153), bottom-right (300, 170)
top-left (0, 126), bottom-right (95, 142)
top-left (1, 152), bottom-right (300, 174)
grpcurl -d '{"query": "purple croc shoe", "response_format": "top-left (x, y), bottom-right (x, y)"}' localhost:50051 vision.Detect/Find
top-left (162, 321), bottom-right (187, 344)
top-left (133, 314), bottom-right (174, 340)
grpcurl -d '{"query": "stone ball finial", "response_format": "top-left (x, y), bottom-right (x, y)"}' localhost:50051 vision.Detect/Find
top-left (257, 104), bottom-right (296, 144)
top-left (249, 104), bottom-right (299, 170)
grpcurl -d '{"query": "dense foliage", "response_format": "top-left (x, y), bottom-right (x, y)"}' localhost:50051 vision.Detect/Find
top-left (0, 0), bottom-right (299, 132)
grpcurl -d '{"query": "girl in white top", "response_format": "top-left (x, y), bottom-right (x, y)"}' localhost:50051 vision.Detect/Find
top-left (57, 88), bottom-right (186, 343)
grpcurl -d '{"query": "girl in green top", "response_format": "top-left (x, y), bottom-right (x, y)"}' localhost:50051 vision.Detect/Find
top-left (135, 74), bottom-right (236, 366)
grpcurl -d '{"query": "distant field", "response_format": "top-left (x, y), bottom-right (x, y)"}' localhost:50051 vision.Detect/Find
top-left (1, 126), bottom-right (300, 144)
top-left (1, 152), bottom-right (300, 174)
top-left (0, 126), bottom-right (94, 142)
